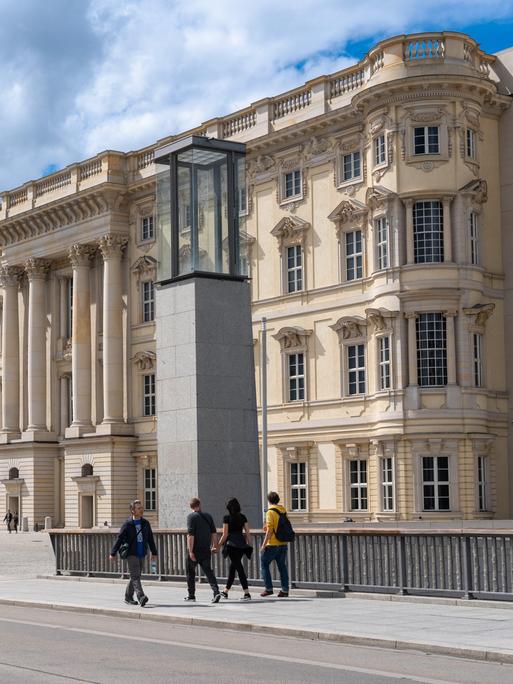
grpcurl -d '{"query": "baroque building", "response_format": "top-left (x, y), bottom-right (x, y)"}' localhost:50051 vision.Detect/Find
top-left (0, 31), bottom-right (512, 528)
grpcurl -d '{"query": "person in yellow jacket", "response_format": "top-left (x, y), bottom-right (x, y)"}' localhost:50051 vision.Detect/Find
top-left (259, 491), bottom-right (289, 597)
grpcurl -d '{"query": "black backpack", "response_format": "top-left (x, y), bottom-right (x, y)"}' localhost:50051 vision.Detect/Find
top-left (269, 507), bottom-right (295, 543)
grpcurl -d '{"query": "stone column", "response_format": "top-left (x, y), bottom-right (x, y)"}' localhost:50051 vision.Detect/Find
top-left (97, 234), bottom-right (132, 435)
top-left (442, 196), bottom-right (453, 263)
top-left (404, 312), bottom-right (419, 410)
top-left (404, 199), bottom-right (414, 264)
top-left (65, 244), bottom-right (95, 438)
top-left (0, 266), bottom-right (22, 441)
top-left (23, 258), bottom-right (54, 440)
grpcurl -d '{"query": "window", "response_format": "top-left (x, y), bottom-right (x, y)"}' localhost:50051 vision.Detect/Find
top-left (413, 126), bottom-right (439, 155)
top-left (8, 467), bottom-right (19, 480)
top-left (67, 375), bottom-right (73, 428)
top-left (342, 151), bottom-right (361, 182)
top-left (347, 344), bottom-right (366, 395)
top-left (469, 212), bottom-right (479, 265)
top-left (345, 230), bottom-right (363, 281)
top-left (477, 455), bottom-right (488, 512)
top-left (375, 217), bottom-right (389, 270)
top-left (284, 170), bottom-right (301, 199)
top-left (378, 336), bottom-right (391, 390)
top-left (286, 245), bottom-right (303, 293)
top-left (290, 462), bottom-right (307, 511)
top-left (466, 129), bottom-right (476, 159)
top-left (350, 459), bottom-right (368, 510)
top-left (143, 374), bottom-right (156, 416)
top-left (413, 200), bottom-right (443, 263)
top-left (144, 468), bottom-right (157, 511)
top-left (141, 215), bottom-right (154, 241)
top-left (142, 281), bottom-right (155, 322)
top-left (81, 464), bottom-right (93, 477)
top-left (473, 333), bottom-right (483, 388)
top-left (417, 313), bottom-right (447, 387)
top-left (381, 457), bottom-right (394, 511)
top-left (66, 278), bottom-right (73, 338)
top-left (374, 134), bottom-right (386, 165)
top-left (288, 353), bottom-right (305, 402)
top-left (422, 455), bottom-right (450, 511)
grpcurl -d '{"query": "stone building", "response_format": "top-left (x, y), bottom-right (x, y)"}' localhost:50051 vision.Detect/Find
top-left (0, 31), bottom-right (511, 528)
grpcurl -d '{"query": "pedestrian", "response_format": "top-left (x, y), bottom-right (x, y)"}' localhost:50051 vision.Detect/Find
top-left (260, 492), bottom-right (292, 597)
top-left (12, 512), bottom-right (18, 534)
top-left (185, 497), bottom-right (221, 603)
top-left (109, 499), bottom-right (157, 607)
top-left (3, 510), bottom-right (12, 533)
top-left (218, 498), bottom-right (253, 600)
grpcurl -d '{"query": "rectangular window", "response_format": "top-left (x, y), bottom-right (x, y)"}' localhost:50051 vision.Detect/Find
top-left (416, 313), bottom-right (447, 387)
top-left (422, 455), bottom-right (450, 511)
top-left (466, 128), bottom-right (476, 159)
top-left (290, 462), bottom-right (307, 511)
top-left (413, 126), bottom-right (440, 155)
top-left (342, 151), bottom-right (361, 181)
top-left (378, 336), bottom-right (391, 390)
top-left (350, 459), bottom-right (368, 510)
top-left (381, 457), bottom-right (394, 511)
top-left (345, 230), bottom-right (363, 281)
top-left (142, 281), bottom-right (155, 323)
top-left (347, 343), bottom-right (366, 395)
top-left (413, 200), bottom-right (444, 263)
top-left (284, 170), bottom-right (301, 199)
top-left (141, 215), bottom-right (154, 241)
top-left (477, 455), bottom-right (488, 512)
top-left (288, 353), bottom-right (305, 402)
top-left (469, 212), bottom-right (479, 265)
top-left (66, 278), bottom-right (73, 339)
top-left (374, 134), bottom-right (386, 165)
top-left (67, 375), bottom-right (73, 428)
top-left (473, 333), bottom-right (483, 388)
top-left (375, 217), bottom-right (389, 270)
top-left (286, 245), bottom-right (303, 293)
top-left (144, 468), bottom-right (157, 511)
top-left (238, 185), bottom-right (247, 214)
top-left (143, 374), bottom-right (156, 416)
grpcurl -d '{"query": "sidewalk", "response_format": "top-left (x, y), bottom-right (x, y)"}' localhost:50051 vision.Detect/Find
top-left (0, 574), bottom-right (511, 664)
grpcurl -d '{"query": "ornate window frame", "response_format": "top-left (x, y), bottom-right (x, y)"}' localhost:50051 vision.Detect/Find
top-left (330, 316), bottom-right (368, 398)
top-left (411, 439), bottom-right (459, 514)
top-left (277, 153), bottom-right (306, 208)
top-left (401, 106), bottom-right (450, 171)
top-left (273, 327), bottom-right (312, 404)
top-left (328, 198), bottom-right (368, 283)
top-left (271, 216), bottom-right (310, 295)
top-left (336, 135), bottom-right (365, 190)
top-left (463, 302), bottom-right (494, 389)
top-left (132, 197), bottom-right (156, 249)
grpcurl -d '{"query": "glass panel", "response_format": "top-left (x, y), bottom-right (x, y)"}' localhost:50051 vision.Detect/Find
top-left (156, 163), bottom-right (171, 282)
top-left (177, 164), bottom-right (192, 275)
top-left (236, 156), bottom-right (247, 275)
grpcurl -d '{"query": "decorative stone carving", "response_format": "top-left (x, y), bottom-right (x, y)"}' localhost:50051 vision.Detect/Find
top-left (462, 102), bottom-right (480, 129)
top-left (132, 255), bottom-right (157, 289)
top-left (98, 233), bottom-right (129, 260)
top-left (406, 106), bottom-right (446, 122)
top-left (303, 136), bottom-right (333, 160)
top-left (328, 198), bottom-right (367, 236)
top-left (460, 178), bottom-right (487, 212)
top-left (24, 257), bottom-right (50, 280)
top-left (369, 115), bottom-right (387, 135)
top-left (133, 350), bottom-right (156, 371)
top-left (365, 185), bottom-right (396, 211)
top-left (68, 243), bottom-right (96, 267)
top-left (0, 265), bottom-right (23, 288)
top-left (63, 339), bottom-right (72, 361)
top-left (463, 303), bottom-right (495, 332)
top-left (365, 308), bottom-right (398, 332)
top-left (270, 215), bottom-right (310, 248)
top-left (330, 316), bottom-right (367, 341)
top-left (273, 326), bottom-right (312, 353)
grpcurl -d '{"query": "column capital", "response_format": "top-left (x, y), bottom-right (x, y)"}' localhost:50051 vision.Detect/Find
top-left (98, 233), bottom-right (129, 261)
top-left (24, 257), bottom-right (51, 281)
top-left (443, 309), bottom-right (458, 318)
top-left (68, 244), bottom-right (96, 268)
top-left (404, 311), bottom-right (418, 320)
top-left (0, 265), bottom-right (23, 288)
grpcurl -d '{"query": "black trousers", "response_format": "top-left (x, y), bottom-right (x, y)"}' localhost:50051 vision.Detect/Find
top-left (186, 553), bottom-right (219, 597)
top-left (225, 547), bottom-right (248, 591)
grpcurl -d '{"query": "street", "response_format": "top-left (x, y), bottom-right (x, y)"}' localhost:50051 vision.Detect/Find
top-left (0, 604), bottom-right (512, 684)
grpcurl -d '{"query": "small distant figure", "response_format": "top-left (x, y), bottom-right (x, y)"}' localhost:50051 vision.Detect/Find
top-left (219, 498), bottom-right (253, 601)
top-left (3, 510), bottom-right (12, 533)
top-left (109, 499), bottom-right (157, 607)
top-left (12, 512), bottom-right (18, 534)
top-left (185, 497), bottom-right (221, 604)
top-left (260, 492), bottom-right (294, 598)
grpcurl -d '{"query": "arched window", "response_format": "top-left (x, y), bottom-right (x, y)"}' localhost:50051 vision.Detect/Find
top-left (8, 467), bottom-right (19, 480)
top-left (81, 464), bottom-right (93, 477)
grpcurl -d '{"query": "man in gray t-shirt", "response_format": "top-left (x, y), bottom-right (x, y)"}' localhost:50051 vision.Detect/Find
top-left (185, 497), bottom-right (221, 603)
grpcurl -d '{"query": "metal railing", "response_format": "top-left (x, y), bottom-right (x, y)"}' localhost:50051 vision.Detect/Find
top-left (49, 528), bottom-right (513, 601)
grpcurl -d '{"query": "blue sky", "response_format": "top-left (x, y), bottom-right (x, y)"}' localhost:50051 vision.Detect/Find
top-left (1, 0), bottom-right (513, 190)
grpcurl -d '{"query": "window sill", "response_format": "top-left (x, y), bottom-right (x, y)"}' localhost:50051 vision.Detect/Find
top-left (336, 177), bottom-right (362, 190)
top-left (280, 194), bottom-right (304, 206)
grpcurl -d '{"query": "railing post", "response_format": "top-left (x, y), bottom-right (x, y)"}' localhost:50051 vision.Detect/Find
top-left (340, 533), bottom-right (349, 592)
top-left (288, 540), bottom-right (297, 588)
top-left (397, 534), bottom-right (407, 595)
top-left (461, 535), bottom-right (473, 600)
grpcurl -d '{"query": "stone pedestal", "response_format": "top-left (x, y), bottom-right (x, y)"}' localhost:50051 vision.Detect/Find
top-left (156, 277), bottom-right (261, 528)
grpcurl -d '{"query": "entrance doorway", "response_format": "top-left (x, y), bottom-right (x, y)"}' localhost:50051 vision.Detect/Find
top-left (80, 495), bottom-right (94, 529)
top-left (7, 496), bottom-right (19, 516)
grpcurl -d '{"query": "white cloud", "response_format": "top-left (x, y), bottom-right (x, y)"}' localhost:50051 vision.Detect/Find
top-left (0, 0), bottom-right (512, 189)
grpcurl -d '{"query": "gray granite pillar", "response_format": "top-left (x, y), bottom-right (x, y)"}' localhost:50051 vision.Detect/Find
top-left (156, 277), bottom-right (261, 528)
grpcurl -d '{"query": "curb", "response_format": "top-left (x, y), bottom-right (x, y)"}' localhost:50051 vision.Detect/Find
top-left (0, 596), bottom-right (511, 665)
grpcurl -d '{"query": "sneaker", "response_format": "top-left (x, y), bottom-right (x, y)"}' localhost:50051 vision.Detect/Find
top-left (124, 598), bottom-right (138, 605)
top-left (221, 591), bottom-right (229, 599)
top-left (277, 591), bottom-right (289, 598)
top-left (240, 593), bottom-right (251, 600)
top-left (212, 593), bottom-right (221, 604)
top-left (183, 596), bottom-right (196, 602)
top-left (260, 590), bottom-right (274, 597)
top-left (139, 595), bottom-right (149, 607)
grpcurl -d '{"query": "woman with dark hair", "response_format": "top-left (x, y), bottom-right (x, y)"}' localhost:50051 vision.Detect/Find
top-left (218, 497), bottom-right (253, 600)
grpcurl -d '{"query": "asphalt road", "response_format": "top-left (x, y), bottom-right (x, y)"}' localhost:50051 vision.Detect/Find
top-left (0, 605), bottom-right (512, 684)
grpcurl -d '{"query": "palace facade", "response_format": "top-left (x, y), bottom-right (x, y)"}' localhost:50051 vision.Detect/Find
top-left (0, 32), bottom-right (512, 528)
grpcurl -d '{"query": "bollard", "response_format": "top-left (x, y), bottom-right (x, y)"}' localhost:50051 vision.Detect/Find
top-left (22, 517), bottom-right (29, 532)
top-left (44, 516), bottom-right (52, 530)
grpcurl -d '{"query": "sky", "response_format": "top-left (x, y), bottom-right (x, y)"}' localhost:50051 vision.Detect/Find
top-left (1, 0), bottom-right (513, 191)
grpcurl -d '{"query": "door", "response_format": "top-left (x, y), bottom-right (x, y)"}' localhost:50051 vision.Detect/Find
top-left (80, 495), bottom-right (94, 529)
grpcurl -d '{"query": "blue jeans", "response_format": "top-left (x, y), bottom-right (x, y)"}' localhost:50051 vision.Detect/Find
top-left (260, 545), bottom-right (289, 592)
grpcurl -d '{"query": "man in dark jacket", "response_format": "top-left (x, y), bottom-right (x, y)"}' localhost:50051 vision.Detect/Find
top-left (109, 499), bottom-right (157, 607)
top-left (185, 497), bottom-right (221, 603)
top-left (3, 510), bottom-right (12, 533)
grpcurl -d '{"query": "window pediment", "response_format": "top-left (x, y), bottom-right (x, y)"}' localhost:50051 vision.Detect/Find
top-left (365, 308), bottom-right (398, 332)
top-left (133, 350), bottom-right (156, 371)
top-left (463, 303), bottom-right (495, 333)
top-left (330, 316), bottom-right (367, 342)
top-left (459, 178), bottom-right (487, 211)
top-left (273, 326), bottom-right (312, 353)
top-left (271, 215), bottom-right (310, 247)
top-left (365, 185), bottom-right (396, 211)
top-left (328, 199), bottom-right (367, 233)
